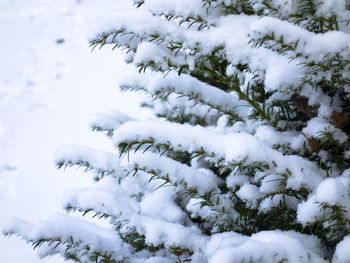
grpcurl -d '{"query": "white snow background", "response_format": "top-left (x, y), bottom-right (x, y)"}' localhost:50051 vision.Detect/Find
top-left (0, 0), bottom-right (145, 262)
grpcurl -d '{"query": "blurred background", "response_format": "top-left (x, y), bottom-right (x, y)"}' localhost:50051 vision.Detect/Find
top-left (0, 0), bottom-right (143, 262)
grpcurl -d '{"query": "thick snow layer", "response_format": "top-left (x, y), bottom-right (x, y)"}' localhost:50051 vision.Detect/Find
top-left (315, 178), bottom-right (349, 206)
top-left (140, 0), bottom-right (207, 18)
top-left (89, 8), bottom-right (183, 44)
top-left (114, 120), bottom-right (325, 190)
top-left (62, 173), bottom-right (207, 253)
top-left (254, 125), bottom-right (305, 151)
top-left (122, 151), bottom-right (219, 194)
top-left (89, 110), bottom-right (135, 136)
top-left (297, 176), bottom-right (350, 224)
top-left (334, 236), bottom-right (350, 263)
top-left (207, 230), bottom-right (326, 263)
top-left (4, 215), bottom-right (131, 261)
top-left (249, 16), bottom-right (350, 60)
top-left (55, 145), bottom-right (120, 173)
top-left (62, 185), bottom-right (138, 219)
top-left (313, 0), bottom-right (350, 20)
top-left (303, 117), bottom-right (348, 144)
top-left (137, 217), bottom-right (207, 250)
top-left (140, 188), bottom-right (186, 223)
top-left (120, 70), bottom-right (242, 115)
top-left (236, 183), bottom-right (260, 209)
top-left (186, 198), bottom-right (212, 219)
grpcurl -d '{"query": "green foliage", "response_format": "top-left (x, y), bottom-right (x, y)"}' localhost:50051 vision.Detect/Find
top-left (57, 0), bottom-right (350, 258)
top-left (9, 0), bottom-right (350, 262)
top-left (56, 159), bottom-right (116, 181)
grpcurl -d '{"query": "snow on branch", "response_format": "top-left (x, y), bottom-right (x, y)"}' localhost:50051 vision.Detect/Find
top-left (3, 215), bottom-right (131, 262)
top-left (62, 187), bottom-right (138, 219)
top-left (206, 230), bottom-right (327, 263)
top-left (55, 145), bottom-right (121, 180)
top-left (89, 111), bottom-right (134, 137)
top-left (119, 71), bottom-right (244, 120)
top-left (249, 16), bottom-right (350, 61)
top-left (114, 120), bottom-right (325, 190)
top-left (121, 151), bottom-right (219, 195)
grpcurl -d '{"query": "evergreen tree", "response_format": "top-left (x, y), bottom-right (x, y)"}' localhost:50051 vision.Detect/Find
top-left (4, 0), bottom-right (350, 262)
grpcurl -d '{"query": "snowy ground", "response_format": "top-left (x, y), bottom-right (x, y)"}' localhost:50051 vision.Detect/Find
top-left (0, 0), bottom-right (143, 262)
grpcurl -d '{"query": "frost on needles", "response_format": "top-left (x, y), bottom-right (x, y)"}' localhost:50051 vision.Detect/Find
top-left (4, 0), bottom-right (350, 262)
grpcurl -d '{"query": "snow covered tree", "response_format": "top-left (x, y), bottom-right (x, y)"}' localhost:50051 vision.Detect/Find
top-left (4, 0), bottom-right (350, 262)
